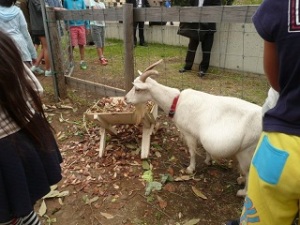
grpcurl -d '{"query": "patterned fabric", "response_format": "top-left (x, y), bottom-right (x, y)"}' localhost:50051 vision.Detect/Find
top-left (0, 108), bottom-right (20, 139)
top-left (0, 65), bottom-right (42, 139)
top-left (240, 132), bottom-right (300, 224)
top-left (0, 211), bottom-right (41, 225)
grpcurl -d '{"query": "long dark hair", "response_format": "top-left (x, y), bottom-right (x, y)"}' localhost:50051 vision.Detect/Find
top-left (0, 0), bottom-right (17, 7)
top-left (0, 30), bottom-right (52, 148)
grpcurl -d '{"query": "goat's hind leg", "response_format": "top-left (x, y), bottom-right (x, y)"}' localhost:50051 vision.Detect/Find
top-left (183, 134), bottom-right (198, 174)
top-left (204, 151), bottom-right (212, 165)
top-left (235, 150), bottom-right (253, 197)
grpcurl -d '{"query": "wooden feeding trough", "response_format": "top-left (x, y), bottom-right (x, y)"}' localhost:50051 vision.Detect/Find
top-left (84, 97), bottom-right (158, 159)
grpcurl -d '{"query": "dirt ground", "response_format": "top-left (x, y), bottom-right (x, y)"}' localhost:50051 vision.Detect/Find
top-left (34, 75), bottom-right (247, 225)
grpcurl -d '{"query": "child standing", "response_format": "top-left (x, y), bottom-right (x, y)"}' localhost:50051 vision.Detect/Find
top-left (64, 0), bottom-right (90, 70)
top-left (226, 0), bottom-right (300, 224)
top-left (90, 0), bottom-right (108, 65)
top-left (0, 30), bottom-right (62, 225)
top-left (0, 0), bottom-right (37, 69)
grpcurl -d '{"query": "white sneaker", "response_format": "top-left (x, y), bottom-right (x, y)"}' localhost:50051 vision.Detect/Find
top-left (31, 66), bottom-right (44, 75)
top-left (45, 70), bottom-right (52, 76)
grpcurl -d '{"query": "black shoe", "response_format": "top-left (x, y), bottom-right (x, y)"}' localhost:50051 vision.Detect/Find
top-left (224, 220), bottom-right (239, 225)
top-left (140, 42), bottom-right (148, 47)
top-left (198, 70), bottom-right (206, 78)
top-left (179, 68), bottom-right (191, 73)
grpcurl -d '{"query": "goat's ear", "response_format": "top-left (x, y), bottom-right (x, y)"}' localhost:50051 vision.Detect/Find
top-left (134, 82), bottom-right (149, 90)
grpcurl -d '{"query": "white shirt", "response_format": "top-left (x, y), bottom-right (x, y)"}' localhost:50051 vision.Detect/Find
top-left (89, 0), bottom-right (106, 26)
top-left (198, 0), bottom-right (204, 7)
top-left (137, 0), bottom-right (142, 8)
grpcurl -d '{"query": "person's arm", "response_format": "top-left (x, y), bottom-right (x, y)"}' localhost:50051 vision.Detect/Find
top-left (24, 63), bottom-right (44, 95)
top-left (263, 40), bottom-right (280, 92)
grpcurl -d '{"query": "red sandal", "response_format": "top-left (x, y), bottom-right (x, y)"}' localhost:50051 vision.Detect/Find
top-left (99, 57), bottom-right (108, 65)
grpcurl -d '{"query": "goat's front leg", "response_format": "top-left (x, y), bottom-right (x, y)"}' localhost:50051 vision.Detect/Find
top-left (183, 135), bottom-right (198, 174)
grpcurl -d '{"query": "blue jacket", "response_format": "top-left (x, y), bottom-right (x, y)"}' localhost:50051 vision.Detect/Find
top-left (63, 0), bottom-right (90, 29)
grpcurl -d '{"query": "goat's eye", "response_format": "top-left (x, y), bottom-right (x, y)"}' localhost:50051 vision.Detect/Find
top-left (135, 88), bottom-right (141, 92)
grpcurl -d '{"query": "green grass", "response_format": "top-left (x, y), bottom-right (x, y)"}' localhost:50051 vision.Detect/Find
top-left (234, 0), bottom-right (262, 5)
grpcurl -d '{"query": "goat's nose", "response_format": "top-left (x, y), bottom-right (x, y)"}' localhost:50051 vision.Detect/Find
top-left (124, 96), bottom-right (127, 101)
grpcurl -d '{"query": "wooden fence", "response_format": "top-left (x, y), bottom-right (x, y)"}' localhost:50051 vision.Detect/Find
top-left (46, 5), bottom-right (259, 99)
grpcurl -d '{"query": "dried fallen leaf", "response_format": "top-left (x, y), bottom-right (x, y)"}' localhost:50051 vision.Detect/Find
top-left (38, 200), bottom-right (47, 216)
top-left (191, 186), bottom-right (207, 200)
top-left (59, 104), bottom-right (74, 110)
top-left (163, 183), bottom-right (176, 192)
top-left (155, 151), bottom-right (162, 158)
top-left (87, 196), bottom-right (99, 204)
top-left (183, 218), bottom-right (201, 225)
top-left (178, 212), bottom-right (183, 219)
top-left (58, 198), bottom-right (64, 205)
top-left (156, 195), bottom-right (167, 209)
top-left (43, 190), bottom-right (69, 199)
top-left (142, 160), bottom-right (150, 170)
top-left (100, 212), bottom-right (114, 219)
top-left (174, 175), bottom-right (193, 181)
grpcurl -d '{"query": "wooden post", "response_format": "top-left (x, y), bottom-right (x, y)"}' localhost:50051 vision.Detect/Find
top-left (123, 4), bottom-right (135, 93)
top-left (46, 7), bottom-right (67, 99)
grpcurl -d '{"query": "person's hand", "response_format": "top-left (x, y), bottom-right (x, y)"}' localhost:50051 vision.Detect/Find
top-left (86, 28), bottom-right (90, 35)
top-left (32, 58), bottom-right (37, 64)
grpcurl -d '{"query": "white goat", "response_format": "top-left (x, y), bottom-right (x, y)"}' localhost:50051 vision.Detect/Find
top-left (124, 60), bottom-right (262, 197)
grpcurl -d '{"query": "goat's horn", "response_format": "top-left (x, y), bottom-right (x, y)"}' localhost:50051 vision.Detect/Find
top-left (144, 59), bottom-right (163, 72)
top-left (139, 69), bottom-right (159, 82)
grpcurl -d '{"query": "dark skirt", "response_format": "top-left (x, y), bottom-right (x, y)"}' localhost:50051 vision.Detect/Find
top-left (0, 116), bottom-right (62, 222)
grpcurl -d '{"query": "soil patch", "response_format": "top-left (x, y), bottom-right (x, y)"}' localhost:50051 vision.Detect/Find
top-left (36, 76), bottom-right (245, 225)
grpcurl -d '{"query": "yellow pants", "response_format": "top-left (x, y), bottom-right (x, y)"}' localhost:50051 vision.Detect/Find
top-left (240, 132), bottom-right (300, 225)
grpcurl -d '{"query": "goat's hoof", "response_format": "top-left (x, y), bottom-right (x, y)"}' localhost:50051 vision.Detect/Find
top-left (236, 189), bottom-right (247, 197)
top-left (237, 176), bottom-right (246, 185)
top-left (185, 167), bottom-right (194, 175)
top-left (204, 159), bottom-right (211, 166)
